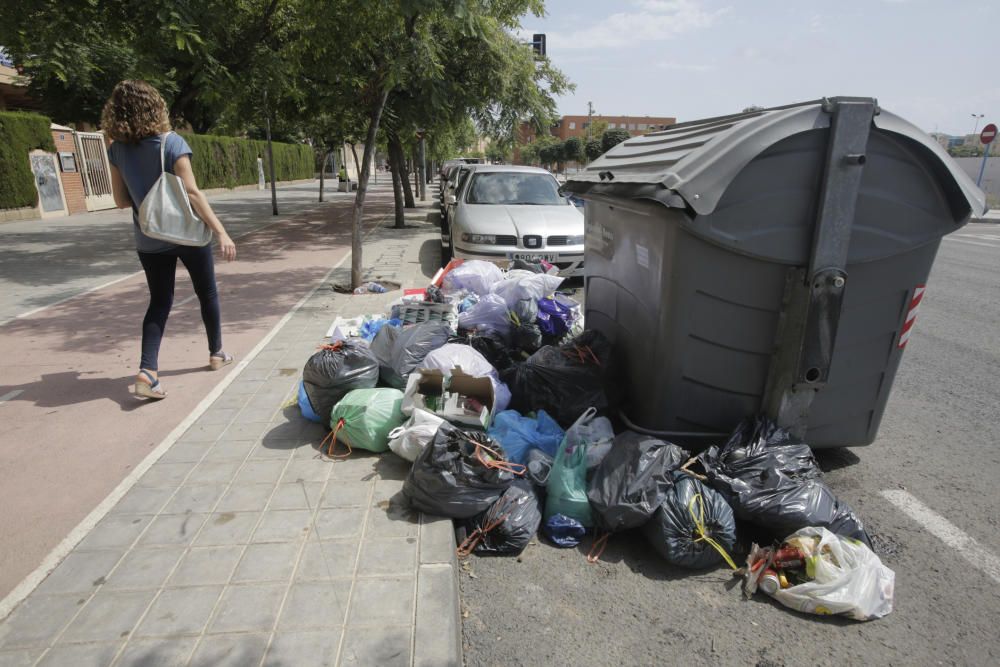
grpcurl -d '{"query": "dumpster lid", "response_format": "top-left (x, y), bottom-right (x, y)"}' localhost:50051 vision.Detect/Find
top-left (563, 98), bottom-right (987, 220)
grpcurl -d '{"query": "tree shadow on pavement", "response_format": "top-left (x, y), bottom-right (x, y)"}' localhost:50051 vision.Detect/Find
top-left (1, 188), bottom-right (398, 313)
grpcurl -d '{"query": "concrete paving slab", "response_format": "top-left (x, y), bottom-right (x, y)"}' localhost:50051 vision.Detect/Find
top-left (0, 203), bottom-right (461, 665)
top-left (133, 586), bottom-right (223, 638)
top-left (263, 630), bottom-right (342, 667)
top-left (37, 641), bottom-right (123, 667)
top-left (167, 547), bottom-right (242, 588)
top-left (208, 584), bottom-right (284, 634)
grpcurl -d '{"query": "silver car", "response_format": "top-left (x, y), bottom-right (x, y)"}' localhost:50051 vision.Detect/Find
top-left (444, 165), bottom-right (585, 277)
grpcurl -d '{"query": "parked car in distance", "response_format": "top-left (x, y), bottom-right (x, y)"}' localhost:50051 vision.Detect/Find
top-left (444, 165), bottom-right (585, 277)
top-left (441, 164), bottom-right (480, 245)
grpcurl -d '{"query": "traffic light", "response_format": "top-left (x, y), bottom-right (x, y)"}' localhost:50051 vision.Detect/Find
top-left (532, 34), bottom-right (546, 57)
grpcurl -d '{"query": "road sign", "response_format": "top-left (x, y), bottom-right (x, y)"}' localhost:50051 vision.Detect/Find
top-left (532, 34), bottom-right (546, 57)
top-left (981, 123), bottom-right (997, 145)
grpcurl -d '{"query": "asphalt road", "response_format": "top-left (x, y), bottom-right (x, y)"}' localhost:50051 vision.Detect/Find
top-left (460, 222), bottom-right (1000, 666)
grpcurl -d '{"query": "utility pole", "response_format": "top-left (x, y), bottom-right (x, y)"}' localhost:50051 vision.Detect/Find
top-left (587, 101), bottom-right (595, 140)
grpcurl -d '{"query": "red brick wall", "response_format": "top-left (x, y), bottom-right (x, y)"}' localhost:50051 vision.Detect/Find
top-left (51, 130), bottom-right (88, 215)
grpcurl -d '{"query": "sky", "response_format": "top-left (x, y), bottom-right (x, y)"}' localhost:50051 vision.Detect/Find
top-left (519, 0), bottom-right (1000, 136)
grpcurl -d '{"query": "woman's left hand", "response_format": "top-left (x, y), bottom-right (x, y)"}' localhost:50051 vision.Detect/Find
top-left (218, 234), bottom-right (236, 262)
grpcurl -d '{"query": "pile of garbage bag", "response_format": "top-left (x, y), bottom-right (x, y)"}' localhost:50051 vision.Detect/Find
top-left (295, 258), bottom-right (892, 622)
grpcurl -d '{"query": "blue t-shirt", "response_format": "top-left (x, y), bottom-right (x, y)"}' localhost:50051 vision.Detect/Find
top-left (107, 132), bottom-right (194, 253)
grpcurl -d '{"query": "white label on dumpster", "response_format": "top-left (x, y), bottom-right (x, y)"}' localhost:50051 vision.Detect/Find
top-left (636, 243), bottom-right (649, 269)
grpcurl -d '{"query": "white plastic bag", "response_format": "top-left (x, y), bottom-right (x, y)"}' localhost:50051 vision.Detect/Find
top-left (754, 527), bottom-right (895, 621)
top-left (563, 408), bottom-right (615, 469)
top-left (457, 293), bottom-right (512, 339)
top-left (421, 343), bottom-right (512, 413)
top-left (490, 273), bottom-right (564, 310)
top-left (387, 409), bottom-right (445, 462)
top-left (442, 260), bottom-right (504, 296)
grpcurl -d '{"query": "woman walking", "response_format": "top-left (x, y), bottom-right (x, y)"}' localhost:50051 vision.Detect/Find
top-left (103, 80), bottom-right (237, 399)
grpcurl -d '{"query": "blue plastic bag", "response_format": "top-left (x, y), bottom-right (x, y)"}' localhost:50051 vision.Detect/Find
top-left (297, 380), bottom-right (323, 423)
top-left (487, 409), bottom-right (565, 465)
top-left (537, 296), bottom-right (575, 337)
top-left (359, 317), bottom-right (402, 342)
top-left (544, 514), bottom-right (586, 548)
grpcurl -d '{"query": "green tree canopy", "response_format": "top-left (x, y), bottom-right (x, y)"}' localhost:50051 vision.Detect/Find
top-left (601, 128), bottom-right (631, 153)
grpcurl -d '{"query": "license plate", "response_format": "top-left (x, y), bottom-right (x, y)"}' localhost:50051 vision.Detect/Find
top-left (508, 252), bottom-right (557, 263)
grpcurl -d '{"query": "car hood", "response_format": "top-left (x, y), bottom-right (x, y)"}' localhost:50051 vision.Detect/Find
top-left (457, 204), bottom-right (583, 236)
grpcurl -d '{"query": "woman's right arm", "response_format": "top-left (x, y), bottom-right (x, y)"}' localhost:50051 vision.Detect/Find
top-left (109, 165), bottom-right (133, 209)
top-left (173, 155), bottom-right (237, 262)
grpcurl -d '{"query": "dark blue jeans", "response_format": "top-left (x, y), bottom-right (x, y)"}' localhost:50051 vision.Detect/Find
top-left (137, 244), bottom-right (222, 371)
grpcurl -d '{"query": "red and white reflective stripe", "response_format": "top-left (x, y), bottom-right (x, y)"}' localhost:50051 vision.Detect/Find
top-left (898, 284), bottom-right (926, 349)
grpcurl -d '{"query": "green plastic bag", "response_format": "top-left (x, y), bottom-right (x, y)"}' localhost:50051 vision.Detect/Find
top-left (544, 409), bottom-right (597, 527)
top-left (329, 388), bottom-right (405, 454)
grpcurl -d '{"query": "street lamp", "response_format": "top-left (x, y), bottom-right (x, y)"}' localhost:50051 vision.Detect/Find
top-left (971, 113), bottom-right (985, 135)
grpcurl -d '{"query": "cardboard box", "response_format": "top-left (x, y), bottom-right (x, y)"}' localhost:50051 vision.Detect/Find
top-left (409, 367), bottom-right (495, 429)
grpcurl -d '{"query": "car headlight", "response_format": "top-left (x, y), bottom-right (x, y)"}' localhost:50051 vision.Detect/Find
top-left (461, 233), bottom-right (497, 244)
top-left (566, 235), bottom-right (585, 245)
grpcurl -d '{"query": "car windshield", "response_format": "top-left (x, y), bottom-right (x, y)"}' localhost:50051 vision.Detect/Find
top-left (466, 172), bottom-right (564, 205)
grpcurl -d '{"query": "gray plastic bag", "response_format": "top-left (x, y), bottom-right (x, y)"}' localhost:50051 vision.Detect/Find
top-left (643, 473), bottom-right (737, 569)
top-left (586, 431), bottom-right (688, 533)
top-left (371, 321), bottom-right (452, 389)
top-left (402, 422), bottom-right (516, 519)
top-left (458, 480), bottom-right (542, 556)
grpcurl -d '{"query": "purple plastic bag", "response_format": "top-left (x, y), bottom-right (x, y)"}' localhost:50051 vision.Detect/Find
top-left (537, 296), bottom-right (575, 337)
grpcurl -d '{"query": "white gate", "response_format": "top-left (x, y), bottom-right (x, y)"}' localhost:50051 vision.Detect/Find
top-left (74, 131), bottom-right (116, 211)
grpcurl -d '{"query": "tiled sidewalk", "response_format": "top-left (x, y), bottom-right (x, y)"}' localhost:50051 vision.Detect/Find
top-left (0, 209), bottom-right (460, 667)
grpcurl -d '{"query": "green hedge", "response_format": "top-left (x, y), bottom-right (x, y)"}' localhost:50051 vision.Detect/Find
top-left (0, 111), bottom-right (56, 209)
top-left (180, 133), bottom-right (313, 190)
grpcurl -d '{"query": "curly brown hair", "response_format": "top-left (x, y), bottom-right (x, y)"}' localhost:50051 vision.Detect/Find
top-left (101, 80), bottom-right (171, 144)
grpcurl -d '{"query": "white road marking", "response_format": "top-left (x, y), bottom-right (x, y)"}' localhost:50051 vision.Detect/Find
top-left (0, 214), bottom-right (387, 622)
top-left (0, 390), bottom-right (23, 404)
top-left (881, 489), bottom-right (1000, 585)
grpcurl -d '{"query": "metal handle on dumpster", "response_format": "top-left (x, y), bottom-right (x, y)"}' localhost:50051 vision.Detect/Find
top-left (762, 97), bottom-right (878, 438)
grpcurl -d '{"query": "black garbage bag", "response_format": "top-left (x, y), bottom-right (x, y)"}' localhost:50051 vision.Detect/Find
top-left (587, 432), bottom-right (689, 532)
top-left (697, 416), bottom-right (871, 547)
top-left (512, 322), bottom-right (544, 355)
top-left (402, 421), bottom-right (516, 519)
top-left (301, 340), bottom-right (380, 421)
top-left (503, 330), bottom-right (614, 429)
top-left (644, 473), bottom-right (738, 569)
top-left (457, 480), bottom-right (541, 556)
top-left (370, 321), bottom-right (452, 388)
top-left (450, 331), bottom-right (519, 372)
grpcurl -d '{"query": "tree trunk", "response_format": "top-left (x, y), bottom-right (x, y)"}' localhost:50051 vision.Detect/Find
top-left (265, 99), bottom-right (278, 216)
top-left (349, 143), bottom-right (361, 183)
top-left (318, 150), bottom-right (330, 202)
top-left (389, 141), bottom-right (416, 208)
top-left (389, 148), bottom-right (405, 229)
top-left (351, 87), bottom-right (390, 289)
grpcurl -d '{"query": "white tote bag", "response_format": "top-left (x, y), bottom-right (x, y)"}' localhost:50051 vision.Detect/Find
top-left (138, 132), bottom-right (213, 246)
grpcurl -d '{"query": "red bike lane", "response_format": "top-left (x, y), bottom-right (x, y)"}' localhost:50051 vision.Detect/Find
top-left (0, 190), bottom-right (393, 599)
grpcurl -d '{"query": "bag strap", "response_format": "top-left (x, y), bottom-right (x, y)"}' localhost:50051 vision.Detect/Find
top-left (159, 132), bottom-right (171, 174)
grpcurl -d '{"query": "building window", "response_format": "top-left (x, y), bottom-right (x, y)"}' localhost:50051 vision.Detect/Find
top-left (629, 123), bottom-right (637, 130)
top-left (638, 123), bottom-right (647, 130)
top-left (569, 121), bottom-right (576, 129)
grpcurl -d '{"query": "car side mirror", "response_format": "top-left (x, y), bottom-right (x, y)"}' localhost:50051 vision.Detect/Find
top-left (446, 194), bottom-right (457, 206)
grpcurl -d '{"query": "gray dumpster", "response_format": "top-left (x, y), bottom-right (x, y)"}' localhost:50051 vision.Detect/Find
top-left (563, 97), bottom-right (987, 448)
